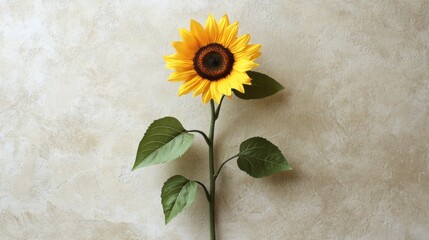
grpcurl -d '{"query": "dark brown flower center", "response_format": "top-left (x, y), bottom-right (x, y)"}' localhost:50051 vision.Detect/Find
top-left (193, 43), bottom-right (234, 81)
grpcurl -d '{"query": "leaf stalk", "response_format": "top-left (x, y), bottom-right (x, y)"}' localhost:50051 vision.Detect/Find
top-left (195, 181), bottom-right (210, 202)
top-left (214, 154), bottom-right (239, 181)
top-left (187, 130), bottom-right (211, 146)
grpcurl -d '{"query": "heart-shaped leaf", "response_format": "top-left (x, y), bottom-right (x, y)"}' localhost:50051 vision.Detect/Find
top-left (132, 117), bottom-right (194, 170)
top-left (161, 175), bottom-right (198, 224)
top-left (233, 71), bottom-right (284, 99)
top-left (237, 137), bottom-right (291, 178)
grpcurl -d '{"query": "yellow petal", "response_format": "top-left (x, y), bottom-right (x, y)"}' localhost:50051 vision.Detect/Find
top-left (202, 87), bottom-right (212, 104)
top-left (193, 78), bottom-right (209, 96)
top-left (228, 70), bottom-right (250, 92)
top-left (216, 15), bottom-right (230, 43)
top-left (205, 14), bottom-right (218, 42)
top-left (234, 44), bottom-right (262, 60)
top-left (178, 77), bottom-right (201, 96)
top-left (219, 22), bottom-right (238, 47)
top-left (164, 56), bottom-right (194, 70)
top-left (218, 15), bottom-right (230, 33)
top-left (179, 28), bottom-right (199, 51)
top-left (251, 51), bottom-right (261, 60)
top-left (229, 34), bottom-right (250, 54)
top-left (230, 79), bottom-right (245, 93)
top-left (210, 82), bottom-right (222, 103)
top-left (190, 19), bottom-right (208, 46)
top-left (163, 53), bottom-right (179, 61)
top-left (172, 41), bottom-right (195, 59)
top-left (168, 70), bottom-right (197, 82)
top-left (233, 59), bottom-right (259, 72)
top-left (234, 70), bottom-right (252, 84)
top-left (218, 78), bottom-right (232, 96)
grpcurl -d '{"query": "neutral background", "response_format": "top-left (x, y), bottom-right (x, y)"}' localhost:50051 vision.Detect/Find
top-left (1, 1), bottom-right (428, 239)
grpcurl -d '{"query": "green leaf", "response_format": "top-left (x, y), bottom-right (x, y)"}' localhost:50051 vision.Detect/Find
top-left (161, 175), bottom-right (198, 224)
top-left (233, 71), bottom-right (284, 99)
top-left (132, 117), bottom-right (194, 170)
top-left (237, 137), bottom-right (291, 178)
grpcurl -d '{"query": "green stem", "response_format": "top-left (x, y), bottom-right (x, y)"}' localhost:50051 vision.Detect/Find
top-left (209, 100), bottom-right (217, 240)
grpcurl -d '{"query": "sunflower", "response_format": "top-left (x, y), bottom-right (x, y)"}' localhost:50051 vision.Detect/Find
top-left (164, 14), bottom-right (261, 104)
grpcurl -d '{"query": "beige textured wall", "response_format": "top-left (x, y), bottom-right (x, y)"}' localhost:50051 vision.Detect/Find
top-left (1, 1), bottom-right (428, 239)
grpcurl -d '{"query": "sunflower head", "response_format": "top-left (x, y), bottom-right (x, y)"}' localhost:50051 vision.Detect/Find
top-left (164, 14), bottom-right (261, 104)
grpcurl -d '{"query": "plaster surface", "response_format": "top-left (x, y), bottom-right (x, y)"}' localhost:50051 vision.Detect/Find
top-left (1, 1), bottom-right (428, 239)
